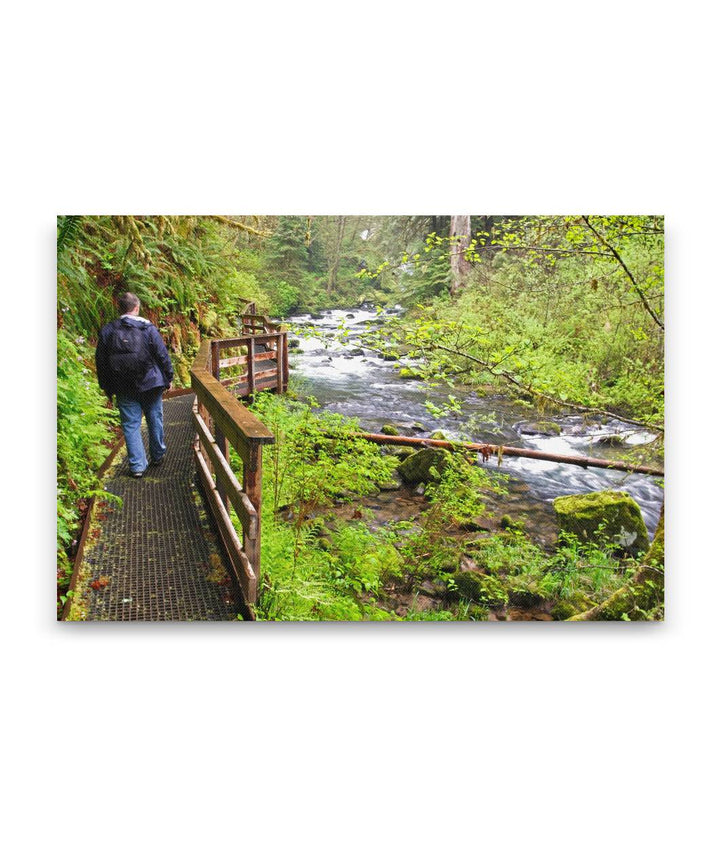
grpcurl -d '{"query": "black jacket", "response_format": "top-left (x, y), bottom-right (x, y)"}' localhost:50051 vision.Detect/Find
top-left (96, 316), bottom-right (174, 397)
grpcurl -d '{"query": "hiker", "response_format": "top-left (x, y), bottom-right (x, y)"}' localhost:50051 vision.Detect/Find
top-left (95, 292), bottom-right (174, 478)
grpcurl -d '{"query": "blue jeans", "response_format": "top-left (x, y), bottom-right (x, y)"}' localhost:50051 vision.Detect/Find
top-left (116, 388), bottom-right (166, 474)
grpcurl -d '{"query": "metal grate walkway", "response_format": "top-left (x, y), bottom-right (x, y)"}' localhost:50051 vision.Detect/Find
top-left (69, 394), bottom-right (239, 621)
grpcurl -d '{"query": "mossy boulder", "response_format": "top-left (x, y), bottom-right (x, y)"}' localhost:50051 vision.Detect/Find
top-left (430, 430), bottom-right (447, 440)
top-left (397, 448), bottom-right (451, 486)
top-left (551, 601), bottom-right (578, 621)
top-left (591, 434), bottom-right (626, 448)
top-left (500, 514), bottom-right (524, 532)
top-left (453, 569), bottom-right (508, 606)
top-left (381, 424), bottom-right (400, 436)
top-left (553, 490), bottom-right (649, 556)
top-left (380, 444), bottom-right (412, 460)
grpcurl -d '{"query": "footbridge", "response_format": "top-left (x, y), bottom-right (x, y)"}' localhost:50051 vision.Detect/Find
top-left (62, 305), bottom-right (288, 621)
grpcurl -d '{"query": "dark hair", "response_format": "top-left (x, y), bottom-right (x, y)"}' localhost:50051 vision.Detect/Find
top-left (118, 292), bottom-right (140, 314)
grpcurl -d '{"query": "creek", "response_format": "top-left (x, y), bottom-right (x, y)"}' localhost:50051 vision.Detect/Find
top-left (287, 306), bottom-right (664, 542)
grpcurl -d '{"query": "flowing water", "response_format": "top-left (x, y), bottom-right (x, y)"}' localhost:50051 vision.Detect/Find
top-left (286, 306), bottom-right (664, 540)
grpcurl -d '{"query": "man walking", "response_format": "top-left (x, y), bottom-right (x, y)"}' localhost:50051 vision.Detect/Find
top-left (96, 292), bottom-right (174, 478)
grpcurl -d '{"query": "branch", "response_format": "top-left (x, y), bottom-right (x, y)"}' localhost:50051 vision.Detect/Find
top-left (426, 341), bottom-right (664, 434)
top-left (581, 216), bottom-right (664, 331)
top-left (210, 216), bottom-right (272, 238)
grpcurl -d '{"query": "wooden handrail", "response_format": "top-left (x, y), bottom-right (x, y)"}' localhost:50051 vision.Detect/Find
top-left (190, 337), bottom-right (276, 614)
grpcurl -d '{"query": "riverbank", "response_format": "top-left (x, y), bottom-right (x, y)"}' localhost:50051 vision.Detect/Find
top-left (285, 305), bottom-right (664, 538)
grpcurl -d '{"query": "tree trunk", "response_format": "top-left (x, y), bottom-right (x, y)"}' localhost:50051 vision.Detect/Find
top-left (327, 215), bottom-right (346, 295)
top-left (449, 214), bottom-right (472, 295)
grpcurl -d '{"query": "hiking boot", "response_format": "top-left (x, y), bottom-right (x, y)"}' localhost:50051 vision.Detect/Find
top-left (130, 468), bottom-right (147, 478)
top-left (149, 456), bottom-right (165, 467)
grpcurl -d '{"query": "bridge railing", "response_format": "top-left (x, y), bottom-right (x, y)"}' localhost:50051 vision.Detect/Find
top-left (190, 337), bottom-right (276, 613)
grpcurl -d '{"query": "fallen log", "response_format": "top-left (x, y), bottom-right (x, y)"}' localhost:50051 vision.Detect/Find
top-left (352, 432), bottom-right (664, 477)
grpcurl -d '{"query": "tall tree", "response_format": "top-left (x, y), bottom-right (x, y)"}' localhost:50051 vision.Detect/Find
top-left (449, 214), bottom-right (472, 295)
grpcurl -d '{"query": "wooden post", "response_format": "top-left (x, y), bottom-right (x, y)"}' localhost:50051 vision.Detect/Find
top-left (282, 331), bottom-right (289, 392)
top-left (211, 340), bottom-right (220, 380)
top-left (275, 333), bottom-right (284, 393)
top-left (210, 340), bottom-right (229, 508)
top-left (247, 336), bottom-right (255, 398)
top-left (243, 442), bottom-right (263, 579)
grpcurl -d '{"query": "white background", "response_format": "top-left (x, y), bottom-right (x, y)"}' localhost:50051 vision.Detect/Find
top-left (2, 1), bottom-right (717, 854)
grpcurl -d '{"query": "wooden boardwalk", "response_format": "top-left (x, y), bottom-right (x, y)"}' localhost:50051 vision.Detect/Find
top-left (65, 394), bottom-right (240, 621)
top-left (64, 308), bottom-right (286, 622)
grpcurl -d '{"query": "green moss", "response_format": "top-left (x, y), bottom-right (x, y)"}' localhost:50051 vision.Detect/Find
top-left (452, 569), bottom-right (508, 606)
top-left (551, 601), bottom-right (578, 621)
top-left (430, 430), bottom-right (447, 440)
top-left (399, 367), bottom-right (423, 379)
top-left (553, 490), bottom-right (649, 556)
top-left (500, 514), bottom-right (525, 532)
top-left (381, 424), bottom-right (400, 436)
top-left (522, 420), bottom-right (562, 435)
top-left (397, 448), bottom-right (451, 486)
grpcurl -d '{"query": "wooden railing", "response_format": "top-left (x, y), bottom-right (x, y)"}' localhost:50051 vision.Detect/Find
top-left (212, 308), bottom-right (289, 397)
top-left (190, 336), bottom-right (277, 614)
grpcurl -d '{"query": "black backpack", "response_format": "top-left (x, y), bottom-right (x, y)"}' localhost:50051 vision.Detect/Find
top-left (107, 320), bottom-right (152, 382)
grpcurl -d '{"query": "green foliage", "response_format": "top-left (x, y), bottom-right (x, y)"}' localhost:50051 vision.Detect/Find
top-left (248, 394), bottom-right (401, 620)
top-left (57, 215), bottom-right (269, 344)
top-left (262, 278), bottom-right (301, 317)
top-left (56, 328), bottom-right (118, 610)
top-left (364, 216), bottom-right (664, 441)
top-left (328, 522), bottom-right (403, 595)
top-left (398, 453), bottom-right (505, 580)
top-left (467, 529), bottom-right (634, 611)
top-left (250, 393), bottom-right (399, 520)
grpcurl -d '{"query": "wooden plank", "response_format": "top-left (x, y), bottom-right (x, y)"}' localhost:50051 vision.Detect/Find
top-left (219, 354), bottom-right (248, 369)
top-left (220, 333), bottom-right (282, 348)
top-left (196, 339), bottom-right (212, 371)
top-left (191, 367), bottom-right (275, 458)
top-left (220, 366), bottom-right (276, 386)
top-left (251, 367), bottom-right (278, 383)
top-left (217, 351), bottom-right (271, 369)
top-left (224, 376), bottom-right (280, 396)
top-left (192, 410), bottom-right (258, 538)
top-left (193, 398), bottom-right (213, 472)
top-left (194, 448), bottom-right (257, 605)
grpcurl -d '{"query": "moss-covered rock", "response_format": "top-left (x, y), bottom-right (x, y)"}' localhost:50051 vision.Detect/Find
top-left (397, 448), bottom-right (451, 485)
top-left (453, 569), bottom-right (508, 606)
top-left (500, 514), bottom-right (525, 532)
top-left (381, 424), bottom-right (400, 436)
top-left (398, 367), bottom-right (423, 380)
top-left (430, 430), bottom-right (447, 440)
top-left (567, 506), bottom-right (664, 621)
top-left (591, 434), bottom-right (626, 448)
top-left (379, 444), bottom-right (413, 461)
top-left (551, 601), bottom-right (579, 621)
top-left (553, 490), bottom-right (649, 556)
